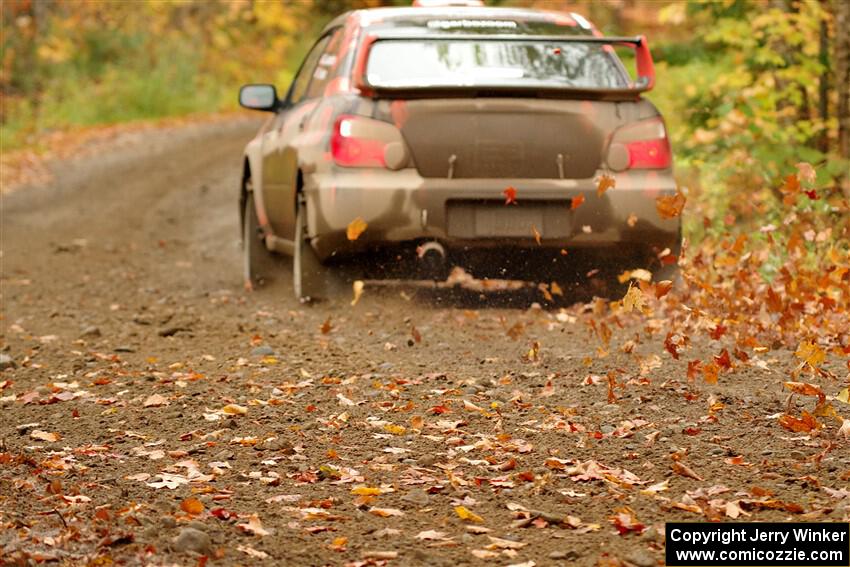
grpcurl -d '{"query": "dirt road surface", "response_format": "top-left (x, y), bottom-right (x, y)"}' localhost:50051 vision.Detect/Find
top-left (2, 118), bottom-right (848, 566)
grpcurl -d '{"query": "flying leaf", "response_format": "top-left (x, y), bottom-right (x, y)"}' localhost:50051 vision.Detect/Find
top-left (346, 217), bottom-right (367, 241)
top-left (702, 362), bottom-right (720, 384)
top-left (596, 174), bottom-right (615, 196)
top-left (503, 186), bottom-right (518, 205)
top-left (656, 190), bottom-right (686, 219)
top-left (621, 284), bottom-right (649, 314)
top-left (531, 225), bottom-right (541, 245)
top-left (351, 280), bottom-right (364, 306)
top-left (655, 280), bottom-right (674, 299)
top-left (571, 193), bottom-right (585, 210)
top-left (795, 340), bottom-right (825, 368)
top-left (455, 506), bottom-right (484, 523)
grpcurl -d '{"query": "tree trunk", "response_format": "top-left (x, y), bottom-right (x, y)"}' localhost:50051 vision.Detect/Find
top-left (836, 0), bottom-right (850, 196)
top-left (817, 14), bottom-right (829, 154)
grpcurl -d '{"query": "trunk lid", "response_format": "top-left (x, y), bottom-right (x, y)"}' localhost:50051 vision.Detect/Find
top-left (387, 98), bottom-right (617, 179)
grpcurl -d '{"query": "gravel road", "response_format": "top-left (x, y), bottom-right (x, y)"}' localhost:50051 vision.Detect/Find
top-left (2, 117), bottom-right (847, 566)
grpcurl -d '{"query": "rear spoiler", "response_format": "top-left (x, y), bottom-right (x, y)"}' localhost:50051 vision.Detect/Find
top-left (352, 33), bottom-right (656, 99)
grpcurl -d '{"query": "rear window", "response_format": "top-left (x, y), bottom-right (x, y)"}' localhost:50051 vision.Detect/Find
top-left (365, 39), bottom-right (628, 90)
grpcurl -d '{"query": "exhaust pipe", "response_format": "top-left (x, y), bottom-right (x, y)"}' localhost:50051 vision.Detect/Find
top-left (416, 241), bottom-right (446, 279)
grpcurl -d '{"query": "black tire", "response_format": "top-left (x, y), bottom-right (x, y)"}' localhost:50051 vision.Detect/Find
top-left (242, 190), bottom-right (276, 289)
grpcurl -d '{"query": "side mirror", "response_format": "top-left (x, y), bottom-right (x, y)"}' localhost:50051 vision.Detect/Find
top-left (239, 84), bottom-right (278, 111)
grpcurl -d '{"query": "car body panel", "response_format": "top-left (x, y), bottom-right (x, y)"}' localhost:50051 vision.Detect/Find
top-left (240, 4), bottom-right (681, 277)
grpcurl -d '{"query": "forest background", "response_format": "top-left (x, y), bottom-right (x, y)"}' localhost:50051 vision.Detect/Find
top-left (2, 0), bottom-right (849, 250)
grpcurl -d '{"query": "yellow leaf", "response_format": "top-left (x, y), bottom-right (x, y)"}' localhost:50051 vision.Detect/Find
top-left (351, 280), bottom-right (364, 306)
top-left (384, 424), bottom-right (406, 435)
top-left (836, 388), bottom-right (849, 404)
top-left (795, 340), bottom-right (825, 368)
top-left (346, 217), bottom-right (368, 241)
top-left (454, 505), bottom-right (484, 523)
top-left (531, 225), bottom-right (541, 245)
top-left (621, 284), bottom-right (649, 314)
top-left (222, 404), bottom-right (248, 415)
top-left (351, 487), bottom-right (382, 496)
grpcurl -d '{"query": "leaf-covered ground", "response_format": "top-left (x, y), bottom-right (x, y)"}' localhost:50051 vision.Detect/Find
top-left (1, 119), bottom-right (848, 566)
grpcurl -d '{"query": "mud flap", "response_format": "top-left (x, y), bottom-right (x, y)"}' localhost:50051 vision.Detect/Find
top-left (293, 196), bottom-right (348, 302)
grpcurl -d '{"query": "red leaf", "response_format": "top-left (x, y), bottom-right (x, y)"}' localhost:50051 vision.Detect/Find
top-left (503, 186), bottom-right (518, 205)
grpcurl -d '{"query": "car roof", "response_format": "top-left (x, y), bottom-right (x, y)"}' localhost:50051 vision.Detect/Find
top-left (323, 6), bottom-right (593, 35)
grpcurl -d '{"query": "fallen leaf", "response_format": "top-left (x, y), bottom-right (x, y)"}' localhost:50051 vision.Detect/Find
top-left (180, 497), bottom-right (204, 515)
top-left (143, 394), bottom-right (168, 408)
top-left (838, 419), bottom-right (850, 439)
top-left (30, 430), bottom-right (60, 442)
top-left (672, 461), bottom-right (703, 481)
top-left (455, 506), bottom-right (484, 523)
top-left (779, 411), bottom-right (821, 433)
top-left (416, 530), bottom-right (447, 540)
top-left (369, 507), bottom-right (404, 518)
top-left (346, 217), bottom-right (368, 241)
top-left (222, 404), bottom-right (248, 415)
top-left (237, 514), bottom-right (271, 536)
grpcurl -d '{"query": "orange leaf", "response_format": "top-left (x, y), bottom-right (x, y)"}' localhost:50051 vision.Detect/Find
top-left (671, 461), bottom-right (703, 481)
top-left (702, 362), bottom-right (720, 385)
top-left (784, 382), bottom-right (826, 404)
top-left (779, 411), bottom-right (821, 433)
top-left (654, 280), bottom-right (673, 299)
top-left (656, 191), bottom-right (686, 219)
top-left (346, 217), bottom-right (368, 241)
top-left (180, 497), bottom-right (204, 515)
top-left (503, 186), bottom-right (518, 205)
top-left (531, 225), bottom-right (541, 245)
top-left (596, 174), bottom-right (616, 196)
top-left (571, 193), bottom-right (586, 210)
top-left (320, 317), bottom-right (332, 334)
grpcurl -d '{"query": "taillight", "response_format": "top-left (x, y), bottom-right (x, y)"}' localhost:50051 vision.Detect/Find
top-left (330, 114), bottom-right (408, 169)
top-left (607, 117), bottom-right (672, 171)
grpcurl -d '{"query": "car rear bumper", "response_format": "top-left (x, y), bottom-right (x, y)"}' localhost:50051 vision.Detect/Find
top-left (304, 168), bottom-right (680, 261)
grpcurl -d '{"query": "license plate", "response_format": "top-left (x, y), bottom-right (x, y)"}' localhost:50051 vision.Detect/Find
top-left (474, 206), bottom-right (544, 237)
